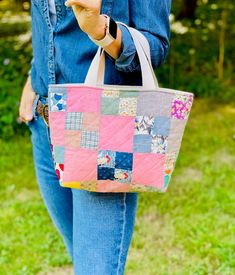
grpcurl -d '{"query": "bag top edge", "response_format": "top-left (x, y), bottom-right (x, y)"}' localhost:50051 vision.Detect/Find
top-left (48, 83), bottom-right (194, 96)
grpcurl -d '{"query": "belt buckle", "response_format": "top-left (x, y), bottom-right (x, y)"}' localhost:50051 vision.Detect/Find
top-left (41, 103), bottom-right (49, 127)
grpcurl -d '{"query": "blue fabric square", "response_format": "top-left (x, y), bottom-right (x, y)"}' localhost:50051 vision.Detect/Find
top-left (81, 130), bottom-right (99, 150)
top-left (53, 146), bottom-right (64, 163)
top-left (164, 174), bottom-right (171, 188)
top-left (152, 117), bottom-right (170, 136)
top-left (49, 91), bottom-right (67, 112)
top-left (133, 135), bottom-right (152, 153)
top-left (65, 112), bottom-right (83, 130)
top-left (98, 150), bottom-right (116, 168)
top-left (115, 152), bottom-right (133, 170)
top-left (114, 169), bottom-right (132, 183)
top-left (98, 167), bottom-right (115, 180)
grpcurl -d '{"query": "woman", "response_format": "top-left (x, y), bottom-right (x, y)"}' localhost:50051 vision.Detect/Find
top-left (19, 0), bottom-right (171, 274)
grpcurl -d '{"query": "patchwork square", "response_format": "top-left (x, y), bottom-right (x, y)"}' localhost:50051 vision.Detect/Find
top-left (67, 87), bottom-right (102, 113)
top-left (64, 148), bottom-right (97, 182)
top-left (98, 167), bottom-right (115, 180)
top-left (171, 94), bottom-right (193, 120)
top-left (55, 162), bottom-right (64, 183)
top-left (99, 116), bottom-right (135, 152)
top-left (64, 130), bottom-right (81, 148)
top-left (134, 115), bottom-right (154, 135)
top-left (132, 153), bottom-right (165, 188)
top-left (151, 135), bottom-right (168, 154)
top-left (137, 92), bottom-right (175, 116)
top-left (119, 97), bottom-right (137, 116)
top-left (151, 116), bottom-right (171, 136)
top-left (53, 146), bottom-right (65, 163)
top-left (65, 112), bottom-right (83, 130)
top-left (119, 91), bottom-right (139, 98)
top-left (49, 112), bottom-right (66, 146)
top-left (167, 119), bottom-right (187, 152)
top-left (101, 97), bottom-right (120, 115)
top-left (97, 150), bottom-right (133, 183)
top-left (164, 174), bottom-right (171, 188)
top-left (115, 152), bottom-right (133, 170)
top-left (114, 169), bottom-right (132, 183)
top-left (102, 89), bottom-right (120, 98)
top-left (97, 181), bottom-right (130, 192)
top-left (164, 152), bottom-right (177, 172)
top-left (81, 130), bottom-right (99, 150)
top-left (49, 92), bottom-right (67, 112)
top-left (98, 150), bottom-right (116, 168)
top-left (82, 112), bottom-right (100, 131)
top-left (133, 135), bottom-right (152, 153)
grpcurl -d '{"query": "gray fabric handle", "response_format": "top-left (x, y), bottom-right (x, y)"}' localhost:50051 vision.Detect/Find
top-left (85, 22), bottom-right (159, 90)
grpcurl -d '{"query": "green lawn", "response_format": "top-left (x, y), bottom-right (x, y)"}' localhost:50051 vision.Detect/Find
top-left (0, 99), bottom-right (235, 275)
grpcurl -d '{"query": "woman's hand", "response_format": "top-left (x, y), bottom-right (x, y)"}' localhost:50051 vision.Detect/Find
top-left (19, 76), bottom-right (36, 123)
top-left (65, 0), bottom-right (123, 59)
top-left (65, 0), bottom-right (106, 40)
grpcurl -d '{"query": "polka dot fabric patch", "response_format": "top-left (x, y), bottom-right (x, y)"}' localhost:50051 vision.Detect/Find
top-left (48, 85), bottom-right (194, 193)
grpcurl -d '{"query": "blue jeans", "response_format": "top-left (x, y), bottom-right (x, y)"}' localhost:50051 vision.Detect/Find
top-left (27, 95), bottom-right (138, 275)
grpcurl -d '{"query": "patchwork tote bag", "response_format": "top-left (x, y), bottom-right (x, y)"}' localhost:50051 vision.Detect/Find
top-left (48, 22), bottom-right (194, 193)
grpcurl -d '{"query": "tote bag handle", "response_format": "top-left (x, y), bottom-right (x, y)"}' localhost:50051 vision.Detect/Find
top-left (85, 22), bottom-right (159, 90)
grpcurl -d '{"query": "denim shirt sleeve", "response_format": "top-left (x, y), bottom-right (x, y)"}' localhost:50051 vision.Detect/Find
top-left (106, 0), bottom-right (172, 73)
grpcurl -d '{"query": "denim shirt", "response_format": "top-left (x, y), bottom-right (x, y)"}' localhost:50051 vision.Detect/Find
top-left (30, 0), bottom-right (171, 97)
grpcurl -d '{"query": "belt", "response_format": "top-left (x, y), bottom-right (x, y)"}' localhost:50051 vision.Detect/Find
top-left (36, 99), bottom-right (49, 127)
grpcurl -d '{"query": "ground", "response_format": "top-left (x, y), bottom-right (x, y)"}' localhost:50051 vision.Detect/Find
top-left (0, 98), bottom-right (235, 274)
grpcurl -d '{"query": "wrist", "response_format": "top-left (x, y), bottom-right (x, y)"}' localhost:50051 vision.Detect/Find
top-left (88, 15), bottom-right (106, 40)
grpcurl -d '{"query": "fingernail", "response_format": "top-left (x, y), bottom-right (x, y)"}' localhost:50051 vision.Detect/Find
top-left (26, 115), bottom-right (33, 120)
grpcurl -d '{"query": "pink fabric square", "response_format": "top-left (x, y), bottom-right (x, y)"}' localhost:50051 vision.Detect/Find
top-left (49, 112), bottom-right (65, 146)
top-left (67, 86), bottom-right (103, 113)
top-left (132, 153), bottom-right (165, 188)
top-left (63, 148), bottom-right (98, 182)
top-left (65, 130), bottom-right (81, 148)
top-left (99, 115), bottom-right (135, 152)
top-left (97, 181), bottom-right (130, 192)
top-left (82, 112), bottom-right (100, 131)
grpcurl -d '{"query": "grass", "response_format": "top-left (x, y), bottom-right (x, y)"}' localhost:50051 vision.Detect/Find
top-left (0, 98), bottom-right (235, 275)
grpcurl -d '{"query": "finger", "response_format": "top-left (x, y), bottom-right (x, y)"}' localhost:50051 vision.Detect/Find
top-left (17, 116), bottom-right (26, 124)
top-left (24, 101), bottom-right (34, 121)
top-left (65, 0), bottom-right (86, 8)
top-left (19, 100), bottom-right (34, 122)
top-left (65, 0), bottom-right (101, 9)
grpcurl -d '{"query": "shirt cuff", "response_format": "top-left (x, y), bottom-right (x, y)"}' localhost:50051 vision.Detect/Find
top-left (105, 23), bottom-right (141, 73)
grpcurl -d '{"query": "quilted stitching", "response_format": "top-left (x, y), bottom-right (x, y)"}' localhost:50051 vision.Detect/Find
top-left (48, 85), bottom-right (194, 193)
top-left (101, 97), bottom-right (119, 115)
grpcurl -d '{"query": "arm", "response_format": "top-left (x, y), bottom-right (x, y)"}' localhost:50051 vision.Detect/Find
top-left (65, 0), bottom-right (171, 73)
top-left (19, 74), bottom-right (36, 122)
top-left (106, 0), bottom-right (172, 72)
